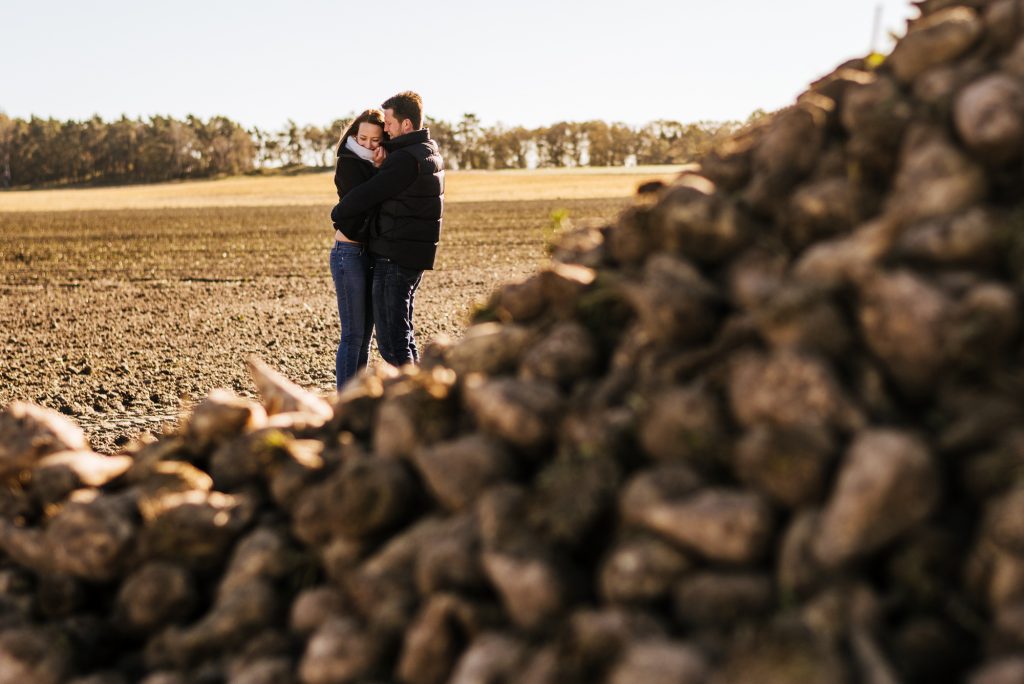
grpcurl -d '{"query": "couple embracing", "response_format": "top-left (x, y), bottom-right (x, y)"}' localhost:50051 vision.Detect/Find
top-left (329, 91), bottom-right (444, 389)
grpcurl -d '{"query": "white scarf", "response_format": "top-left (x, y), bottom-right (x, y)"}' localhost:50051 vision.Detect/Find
top-left (344, 135), bottom-right (376, 162)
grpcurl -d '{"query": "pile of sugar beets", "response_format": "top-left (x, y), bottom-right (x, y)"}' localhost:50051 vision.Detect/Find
top-left (8, 1), bottom-right (1024, 682)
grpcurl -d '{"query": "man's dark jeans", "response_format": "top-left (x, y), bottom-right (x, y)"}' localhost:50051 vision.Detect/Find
top-left (371, 255), bottom-right (423, 367)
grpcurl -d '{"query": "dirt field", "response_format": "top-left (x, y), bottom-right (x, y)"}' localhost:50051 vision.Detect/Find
top-left (0, 167), bottom-right (680, 452)
top-left (0, 165), bottom-right (686, 212)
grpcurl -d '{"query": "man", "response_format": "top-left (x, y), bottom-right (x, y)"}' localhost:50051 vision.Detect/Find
top-left (330, 91), bottom-right (444, 368)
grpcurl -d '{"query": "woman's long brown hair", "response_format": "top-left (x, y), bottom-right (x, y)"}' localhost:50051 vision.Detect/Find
top-left (339, 109), bottom-right (386, 150)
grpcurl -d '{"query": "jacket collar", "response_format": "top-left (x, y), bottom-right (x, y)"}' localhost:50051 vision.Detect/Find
top-left (384, 128), bottom-right (430, 152)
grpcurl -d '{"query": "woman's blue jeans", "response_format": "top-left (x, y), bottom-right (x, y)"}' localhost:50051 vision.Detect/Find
top-left (329, 241), bottom-right (372, 389)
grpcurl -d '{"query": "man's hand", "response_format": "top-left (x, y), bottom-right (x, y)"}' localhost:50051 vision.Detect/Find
top-left (373, 147), bottom-right (387, 168)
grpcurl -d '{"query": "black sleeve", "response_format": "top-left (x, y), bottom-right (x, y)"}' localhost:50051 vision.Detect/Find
top-left (332, 152), bottom-right (418, 219)
top-left (334, 154), bottom-right (368, 201)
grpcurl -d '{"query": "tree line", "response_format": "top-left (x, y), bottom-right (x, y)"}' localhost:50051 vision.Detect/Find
top-left (0, 110), bottom-right (767, 189)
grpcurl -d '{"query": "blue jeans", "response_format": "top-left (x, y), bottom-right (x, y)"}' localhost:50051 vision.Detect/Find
top-left (371, 256), bottom-right (423, 367)
top-left (330, 241), bottom-right (372, 389)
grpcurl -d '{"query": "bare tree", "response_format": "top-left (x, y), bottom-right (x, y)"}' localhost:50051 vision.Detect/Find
top-left (0, 113), bottom-right (13, 188)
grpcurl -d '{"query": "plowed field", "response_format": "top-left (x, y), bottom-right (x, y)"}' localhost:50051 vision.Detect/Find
top-left (0, 167), bottom-right (680, 451)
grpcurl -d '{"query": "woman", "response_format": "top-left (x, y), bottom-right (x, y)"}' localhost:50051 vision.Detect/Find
top-left (330, 109), bottom-right (386, 389)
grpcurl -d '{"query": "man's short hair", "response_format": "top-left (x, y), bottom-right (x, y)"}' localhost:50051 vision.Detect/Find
top-left (381, 91), bottom-right (424, 129)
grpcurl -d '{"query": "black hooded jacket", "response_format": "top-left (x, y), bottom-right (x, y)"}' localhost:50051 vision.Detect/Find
top-left (330, 128), bottom-right (444, 270)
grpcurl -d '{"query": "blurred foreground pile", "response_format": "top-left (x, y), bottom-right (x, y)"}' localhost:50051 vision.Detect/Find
top-left (6, 1), bottom-right (1024, 681)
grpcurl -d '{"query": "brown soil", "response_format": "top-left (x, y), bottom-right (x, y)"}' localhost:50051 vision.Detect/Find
top-left (0, 199), bottom-right (629, 452)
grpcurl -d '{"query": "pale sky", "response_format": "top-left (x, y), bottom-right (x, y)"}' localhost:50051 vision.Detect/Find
top-left (2, 1), bottom-right (918, 130)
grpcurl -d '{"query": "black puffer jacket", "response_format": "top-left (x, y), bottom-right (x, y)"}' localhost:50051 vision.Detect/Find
top-left (331, 142), bottom-right (376, 241)
top-left (373, 131), bottom-right (444, 270)
top-left (330, 129), bottom-right (444, 270)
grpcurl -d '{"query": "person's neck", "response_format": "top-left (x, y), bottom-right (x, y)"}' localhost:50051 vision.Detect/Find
top-left (385, 128), bottom-right (428, 150)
